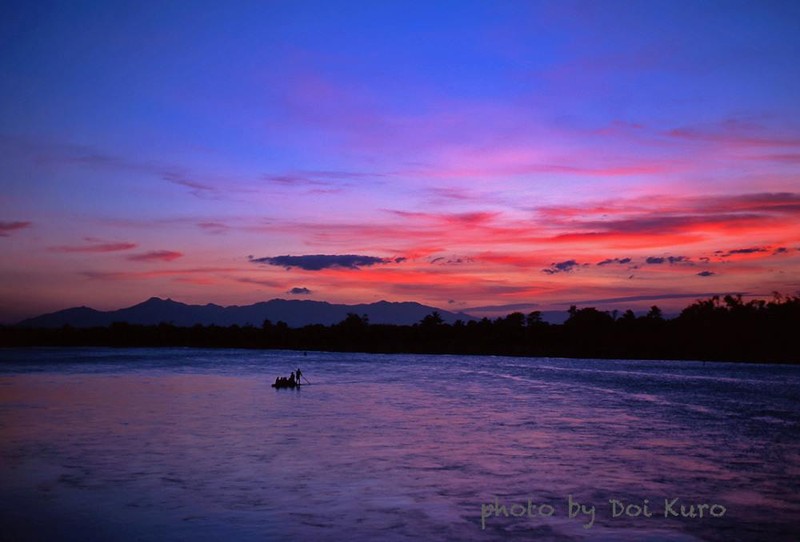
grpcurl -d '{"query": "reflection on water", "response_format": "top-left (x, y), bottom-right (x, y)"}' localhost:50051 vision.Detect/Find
top-left (1, 348), bottom-right (799, 541)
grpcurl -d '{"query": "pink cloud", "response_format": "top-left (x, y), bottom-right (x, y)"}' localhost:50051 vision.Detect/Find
top-left (127, 250), bottom-right (184, 262)
top-left (535, 192), bottom-right (800, 244)
top-left (388, 210), bottom-right (500, 228)
top-left (666, 119), bottom-right (800, 149)
top-left (247, 190), bottom-right (799, 261)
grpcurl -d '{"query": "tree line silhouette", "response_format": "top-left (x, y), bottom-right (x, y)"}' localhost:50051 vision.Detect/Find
top-left (2, 294), bottom-right (798, 363)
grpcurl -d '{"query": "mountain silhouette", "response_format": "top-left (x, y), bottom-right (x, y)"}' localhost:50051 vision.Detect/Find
top-left (17, 297), bottom-right (477, 328)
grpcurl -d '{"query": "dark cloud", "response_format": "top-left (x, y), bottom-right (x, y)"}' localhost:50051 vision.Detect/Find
top-left (718, 247), bottom-right (768, 257)
top-left (774, 247), bottom-right (788, 255)
top-left (429, 255), bottom-right (471, 265)
top-left (0, 221), bottom-right (32, 237)
top-left (729, 247), bottom-right (767, 255)
top-left (542, 260), bottom-right (584, 274)
top-left (697, 271), bottom-right (715, 277)
top-left (597, 257), bottom-right (632, 266)
top-left (287, 287), bottom-right (312, 295)
top-left (250, 254), bottom-right (394, 271)
top-left (645, 256), bottom-right (689, 265)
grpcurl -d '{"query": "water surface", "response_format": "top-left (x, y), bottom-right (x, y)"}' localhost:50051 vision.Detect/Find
top-left (1, 348), bottom-right (798, 541)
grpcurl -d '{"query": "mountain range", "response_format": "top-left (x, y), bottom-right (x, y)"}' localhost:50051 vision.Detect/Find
top-left (16, 297), bottom-right (478, 328)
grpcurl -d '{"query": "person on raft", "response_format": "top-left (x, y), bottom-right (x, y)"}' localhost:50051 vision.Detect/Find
top-left (296, 368), bottom-right (303, 383)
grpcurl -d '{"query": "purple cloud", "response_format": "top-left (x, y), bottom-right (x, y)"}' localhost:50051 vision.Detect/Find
top-left (597, 257), bottom-right (632, 266)
top-left (197, 222), bottom-right (230, 235)
top-left (127, 250), bottom-right (183, 262)
top-left (0, 221), bottom-right (32, 237)
top-left (430, 255), bottom-right (471, 265)
top-left (542, 260), bottom-right (584, 274)
top-left (287, 287), bottom-right (312, 295)
top-left (646, 256), bottom-right (689, 265)
top-left (50, 241), bottom-right (138, 253)
top-left (163, 173), bottom-right (219, 198)
top-left (718, 247), bottom-right (768, 257)
top-left (564, 292), bottom-right (736, 305)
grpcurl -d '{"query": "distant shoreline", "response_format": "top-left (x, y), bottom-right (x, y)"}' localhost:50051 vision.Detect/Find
top-left (3, 294), bottom-right (798, 364)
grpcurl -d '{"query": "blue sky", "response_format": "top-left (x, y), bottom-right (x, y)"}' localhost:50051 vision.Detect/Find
top-left (1, 0), bottom-right (799, 321)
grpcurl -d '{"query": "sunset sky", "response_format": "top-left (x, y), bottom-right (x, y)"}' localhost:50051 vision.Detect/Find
top-left (1, 1), bottom-right (799, 323)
